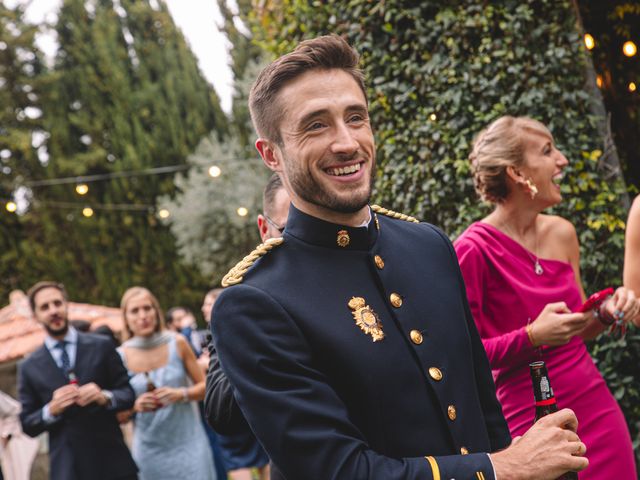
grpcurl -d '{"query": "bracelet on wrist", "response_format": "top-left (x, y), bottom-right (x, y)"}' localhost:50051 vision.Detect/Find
top-left (526, 323), bottom-right (537, 347)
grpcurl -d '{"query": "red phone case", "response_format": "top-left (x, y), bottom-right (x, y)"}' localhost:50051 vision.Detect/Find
top-left (577, 287), bottom-right (614, 312)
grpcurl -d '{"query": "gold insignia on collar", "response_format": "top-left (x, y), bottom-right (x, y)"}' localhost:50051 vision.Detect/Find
top-left (348, 297), bottom-right (385, 342)
top-left (337, 229), bottom-right (350, 247)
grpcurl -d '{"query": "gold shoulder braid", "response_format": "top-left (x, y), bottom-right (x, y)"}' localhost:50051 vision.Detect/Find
top-left (221, 237), bottom-right (284, 287)
top-left (371, 204), bottom-right (420, 224)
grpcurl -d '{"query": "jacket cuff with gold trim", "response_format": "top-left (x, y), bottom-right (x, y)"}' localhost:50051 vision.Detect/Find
top-left (425, 453), bottom-right (494, 480)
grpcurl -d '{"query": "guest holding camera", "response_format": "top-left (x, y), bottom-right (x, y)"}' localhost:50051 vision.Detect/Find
top-left (454, 116), bottom-right (638, 478)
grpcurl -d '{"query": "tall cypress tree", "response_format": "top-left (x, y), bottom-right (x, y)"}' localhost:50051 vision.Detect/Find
top-left (0, 3), bottom-right (46, 300)
top-left (18, 0), bottom-right (226, 308)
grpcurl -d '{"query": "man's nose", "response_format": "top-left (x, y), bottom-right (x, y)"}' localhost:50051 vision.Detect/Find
top-left (330, 122), bottom-right (359, 155)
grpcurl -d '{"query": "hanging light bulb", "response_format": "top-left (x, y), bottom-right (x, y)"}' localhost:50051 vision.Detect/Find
top-left (82, 207), bottom-right (94, 217)
top-left (158, 208), bottom-right (171, 219)
top-left (630, 82), bottom-right (637, 93)
top-left (237, 207), bottom-right (248, 217)
top-left (623, 41), bottom-right (637, 57)
top-left (596, 75), bottom-right (603, 88)
top-left (208, 166), bottom-right (221, 178)
top-left (584, 33), bottom-right (595, 50)
top-left (429, 113), bottom-right (437, 121)
top-left (75, 184), bottom-right (89, 195)
top-left (6, 201), bottom-right (17, 213)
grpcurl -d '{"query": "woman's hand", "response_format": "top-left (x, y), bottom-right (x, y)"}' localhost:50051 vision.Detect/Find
top-left (134, 392), bottom-right (160, 413)
top-left (153, 387), bottom-right (184, 406)
top-left (601, 286), bottom-right (640, 325)
top-left (530, 302), bottom-right (589, 347)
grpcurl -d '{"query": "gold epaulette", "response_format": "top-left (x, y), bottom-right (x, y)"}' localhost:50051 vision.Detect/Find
top-left (371, 204), bottom-right (420, 223)
top-left (221, 237), bottom-right (284, 287)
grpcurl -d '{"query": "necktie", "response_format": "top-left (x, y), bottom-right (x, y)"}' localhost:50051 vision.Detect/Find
top-left (55, 341), bottom-right (71, 375)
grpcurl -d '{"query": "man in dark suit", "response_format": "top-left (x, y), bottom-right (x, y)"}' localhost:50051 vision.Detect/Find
top-left (211, 35), bottom-right (589, 480)
top-left (206, 173), bottom-right (290, 480)
top-left (18, 281), bottom-right (138, 480)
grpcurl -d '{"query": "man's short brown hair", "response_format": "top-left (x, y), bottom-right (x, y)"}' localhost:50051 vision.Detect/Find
top-left (249, 34), bottom-right (366, 145)
top-left (27, 281), bottom-right (68, 311)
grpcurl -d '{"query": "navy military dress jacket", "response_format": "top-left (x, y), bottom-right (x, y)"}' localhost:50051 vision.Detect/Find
top-left (212, 204), bottom-right (511, 480)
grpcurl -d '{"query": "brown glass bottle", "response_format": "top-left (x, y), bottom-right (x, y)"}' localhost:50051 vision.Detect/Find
top-left (529, 361), bottom-right (578, 480)
top-left (144, 371), bottom-right (156, 392)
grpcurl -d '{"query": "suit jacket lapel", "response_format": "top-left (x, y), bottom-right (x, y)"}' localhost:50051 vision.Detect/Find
top-left (34, 345), bottom-right (68, 387)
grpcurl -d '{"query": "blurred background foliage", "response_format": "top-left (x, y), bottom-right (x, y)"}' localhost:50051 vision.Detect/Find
top-left (244, 0), bottom-right (640, 464)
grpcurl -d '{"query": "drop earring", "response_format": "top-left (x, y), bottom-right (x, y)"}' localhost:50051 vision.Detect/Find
top-left (525, 179), bottom-right (538, 199)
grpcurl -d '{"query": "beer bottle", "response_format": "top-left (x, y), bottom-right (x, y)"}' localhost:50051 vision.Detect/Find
top-left (529, 361), bottom-right (578, 480)
top-left (144, 371), bottom-right (156, 392)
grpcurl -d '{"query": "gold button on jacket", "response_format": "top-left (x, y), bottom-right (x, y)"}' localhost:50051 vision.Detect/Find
top-left (374, 255), bottom-right (385, 269)
top-left (428, 367), bottom-right (443, 381)
top-left (409, 330), bottom-right (423, 345)
top-left (448, 405), bottom-right (457, 421)
top-left (389, 293), bottom-right (402, 308)
top-left (460, 446), bottom-right (469, 455)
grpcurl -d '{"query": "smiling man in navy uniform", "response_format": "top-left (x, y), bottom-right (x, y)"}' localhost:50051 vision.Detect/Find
top-left (211, 35), bottom-right (589, 480)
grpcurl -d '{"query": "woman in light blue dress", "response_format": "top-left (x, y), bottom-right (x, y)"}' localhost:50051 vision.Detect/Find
top-left (118, 286), bottom-right (216, 480)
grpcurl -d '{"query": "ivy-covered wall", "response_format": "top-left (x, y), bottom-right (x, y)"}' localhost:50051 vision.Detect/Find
top-left (249, 0), bottom-right (640, 463)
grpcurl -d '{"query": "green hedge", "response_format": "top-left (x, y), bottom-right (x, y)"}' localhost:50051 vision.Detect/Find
top-left (249, 0), bottom-right (639, 464)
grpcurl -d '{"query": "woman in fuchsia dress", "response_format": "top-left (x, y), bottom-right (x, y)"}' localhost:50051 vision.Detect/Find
top-left (454, 116), bottom-right (637, 479)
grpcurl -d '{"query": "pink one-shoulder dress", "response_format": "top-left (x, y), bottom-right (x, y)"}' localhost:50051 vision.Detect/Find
top-left (454, 222), bottom-right (635, 479)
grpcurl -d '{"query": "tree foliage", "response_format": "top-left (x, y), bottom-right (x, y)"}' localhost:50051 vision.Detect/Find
top-left (4, 0), bottom-right (226, 311)
top-left (248, 0), bottom-right (640, 461)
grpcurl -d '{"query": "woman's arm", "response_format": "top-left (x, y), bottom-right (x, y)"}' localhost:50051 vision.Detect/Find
top-left (153, 334), bottom-right (206, 405)
top-left (624, 196), bottom-right (640, 317)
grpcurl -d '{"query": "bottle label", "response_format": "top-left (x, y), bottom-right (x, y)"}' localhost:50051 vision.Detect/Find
top-left (535, 398), bottom-right (557, 407)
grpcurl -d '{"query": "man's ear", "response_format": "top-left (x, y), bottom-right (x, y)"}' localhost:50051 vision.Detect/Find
top-left (256, 138), bottom-right (282, 172)
top-left (257, 214), bottom-right (268, 242)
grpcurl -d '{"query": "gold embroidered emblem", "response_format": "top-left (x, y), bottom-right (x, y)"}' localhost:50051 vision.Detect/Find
top-left (337, 230), bottom-right (350, 247)
top-left (348, 296), bottom-right (385, 342)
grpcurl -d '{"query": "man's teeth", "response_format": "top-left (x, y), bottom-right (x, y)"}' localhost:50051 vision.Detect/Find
top-left (327, 163), bottom-right (361, 176)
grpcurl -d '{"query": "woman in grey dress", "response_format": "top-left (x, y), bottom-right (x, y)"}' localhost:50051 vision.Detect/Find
top-left (118, 287), bottom-right (216, 480)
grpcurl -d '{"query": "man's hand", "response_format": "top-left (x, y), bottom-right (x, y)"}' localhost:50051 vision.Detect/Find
top-left (76, 382), bottom-right (108, 407)
top-left (491, 409), bottom-right (588, 480)
top-left (49, 384), bottom-right (79, 416)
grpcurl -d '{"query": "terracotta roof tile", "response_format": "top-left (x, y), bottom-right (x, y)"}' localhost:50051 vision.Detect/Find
top-left (0, 291), bottom-right (125, 363)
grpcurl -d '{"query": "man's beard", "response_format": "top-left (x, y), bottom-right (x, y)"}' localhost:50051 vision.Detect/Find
top-left (44, 318), bottom-right (69, 337)
top-left (284, 152), bottom-right (374, 214)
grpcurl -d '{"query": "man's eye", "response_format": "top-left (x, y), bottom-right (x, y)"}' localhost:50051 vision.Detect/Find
top-left (348, 114), bottom-right (364, 122)
top-left (307, 122), bottom-right (324, 131)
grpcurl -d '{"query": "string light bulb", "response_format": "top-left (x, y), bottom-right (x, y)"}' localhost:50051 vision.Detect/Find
top-left (623, 41), bottom-right (637, 57)
top-left (596, 75), bottom-right (603, 88)
top-left (75, 184), bottom-right (89, 195)
top-left (82, 207), bottom-right (94, 217)
top-left (208, 165), bottom-right (221, 178)
top-left (584, 33), bottom-right (595, 50)
top-left (6, 201), bottom-right (17, 213)
top-left (630, 82), bottom-right (637, 93)
top-left (237, 207), bottom-right (248, 217)
top-left (429, 113), bottom-right (437, 121)
top-left (158, 208), bottom-right (170, 219)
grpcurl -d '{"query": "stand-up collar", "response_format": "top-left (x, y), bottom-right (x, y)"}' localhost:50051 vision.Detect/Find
top-left (284, 203), bottom-right (379, 251)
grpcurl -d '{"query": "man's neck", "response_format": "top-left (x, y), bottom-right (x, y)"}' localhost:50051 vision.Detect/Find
top-left (291, 200), bottom-right (370, 228)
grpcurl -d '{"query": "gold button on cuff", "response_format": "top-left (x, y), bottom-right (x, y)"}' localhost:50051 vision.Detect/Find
top-left (428, 367), bottom-right (443, 381)
top-left (447, 405), bottom-right (457, 421)
top-left (460, 446), bottom-right (469, 455)
top-left (374, 255), bottom-right (385, 269)
top-left (390, 293), bottom-right (402, 308)
top-left (410, 330), bottom-right (423, 345)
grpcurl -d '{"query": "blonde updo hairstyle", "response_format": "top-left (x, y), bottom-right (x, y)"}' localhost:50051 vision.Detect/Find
top-left (120, 286), bottom-right (166, 341)
top-left (469, 116), bottom-right (552, 203)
